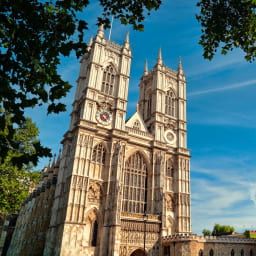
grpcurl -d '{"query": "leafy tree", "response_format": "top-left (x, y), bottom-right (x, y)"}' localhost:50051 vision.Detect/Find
top-left (202, 229), bottom-right (211, 236)
top-left (196, 0), bottom-right (256, 62)
top-left (0, 0), bottom-right (162, 166)
top-left (211, 224), bottom-right (235, 235)
top-left (244, 230), bottom-right (256, 238)
top-left (0, 117), bottom-right (42, 214)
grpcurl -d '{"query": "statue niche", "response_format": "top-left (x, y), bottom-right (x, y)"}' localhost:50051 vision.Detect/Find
top-left (88, 183), bottom-right (102, 204)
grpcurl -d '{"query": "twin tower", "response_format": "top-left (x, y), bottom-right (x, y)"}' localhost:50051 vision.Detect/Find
top-left (8, 25), bottom-right (191, 256)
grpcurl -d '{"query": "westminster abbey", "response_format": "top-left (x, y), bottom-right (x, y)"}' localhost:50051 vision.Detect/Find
top-left (7, 25), bottom-right (192, 256)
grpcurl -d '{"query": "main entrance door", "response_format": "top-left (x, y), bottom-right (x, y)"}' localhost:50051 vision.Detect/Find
top-left (131, 249), bottom-right (146, 256)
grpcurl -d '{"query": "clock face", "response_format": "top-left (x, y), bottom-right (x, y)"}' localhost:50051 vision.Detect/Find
top-left (164, 129), bottom-right (176, 145)
top-left (96, 109), bottom-right (112, 126)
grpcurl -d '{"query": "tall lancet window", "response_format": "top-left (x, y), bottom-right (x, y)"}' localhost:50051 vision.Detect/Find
top-left (165, 90), bottom-right (176, 117)
top-left (92, 143), bottom-right (106, 165)
top-left (101, 65), bottom-right (115, 96)
top-left (122, 152), bottom-right (148, 214)
top-left (166, 158), bottom-right (174, 178)
top-left (91, 143), bottom-right (106, 179)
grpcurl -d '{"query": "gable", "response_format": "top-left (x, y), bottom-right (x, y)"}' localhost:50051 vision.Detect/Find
top-left (125, 111), bottom-right (149, 132)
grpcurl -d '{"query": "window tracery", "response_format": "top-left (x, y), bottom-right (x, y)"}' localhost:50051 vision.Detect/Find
top-left (101, 65), bottom-right (115, 96)
top-left (122, 152), bottom-right (148, 214)
top-left (231, 249), bottom-right (235, 256)
top-left (92, 143), bottom-right (106, 165)
top-left (209, 249), bottom-right (214, 256)
top-left (133, 120), bottom-right (141, 130)
top-left (166, 158), bottom-right (174, 178)
top-left (165, 90), bottom-right (176, 117)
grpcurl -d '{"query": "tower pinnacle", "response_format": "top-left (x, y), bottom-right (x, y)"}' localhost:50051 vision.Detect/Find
top-left (87, 35), bottom-right (93, 51)
top-left (156, 47), bottom-right (163, 65)
top-left (178, 56), bottom-right (184, 74)
top-left (96, 24), bottom-right (104, 39)
top-left (123, 31), bottom-right (130, 50)
top-left (143, 59), bottom-right (148, 75)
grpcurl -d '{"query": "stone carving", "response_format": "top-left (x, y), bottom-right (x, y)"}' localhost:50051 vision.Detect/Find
top-left (165, 193), bottom-right (175, 211)
top-left (164, 119), bottom-right (177, 130)
top-left (121, 220), bottom-right (160, 244)
top-left (88, 183), bottom-right (102, 203)
top-left (167, 216), bottom-right (175, 235)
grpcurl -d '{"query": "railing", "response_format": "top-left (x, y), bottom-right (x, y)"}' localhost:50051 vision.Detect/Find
top-left (126, 126), bottom-right (153, 139)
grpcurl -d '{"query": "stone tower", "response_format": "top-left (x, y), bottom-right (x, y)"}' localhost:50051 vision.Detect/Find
top-left (138, 49), bottom-right (191, 236)
top-left (7, 26), bottom-right (191, 256)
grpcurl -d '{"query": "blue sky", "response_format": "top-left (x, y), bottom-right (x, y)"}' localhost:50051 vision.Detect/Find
top-left (26, 0), bottom-right (256, 235)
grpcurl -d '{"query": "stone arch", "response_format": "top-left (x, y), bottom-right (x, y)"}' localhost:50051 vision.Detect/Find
top-left (92, 141), bottom-right (109, 156)
top-left (125, 149), bottom-right (152, 174)
top-left (130, 248), bottom-right (147, 256)
top-left (91, 142), bottom-right (107, 179)
top-left (165, 88), bottom-right (177, 117)
top-left (101, 62), bottom-right (118, 96)
top-left (83, 207), bottom-right (101, 247)
top-left (122, 151), bottom-right (151, 214)
top-left (102, 61), bottom-right (118, 74)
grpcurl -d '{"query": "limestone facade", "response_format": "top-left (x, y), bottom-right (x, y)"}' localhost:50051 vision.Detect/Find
top-left (7, 26), bottom-right (256, 256)
top-left (7, 25), bottom-right (191, 256)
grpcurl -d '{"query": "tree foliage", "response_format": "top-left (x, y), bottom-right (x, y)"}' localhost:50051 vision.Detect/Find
top-left (211, 224), bottom-right (235, 235)
top-left (0, 0), bottom-right (162, 166)
top-left (202, 224), bottom-right (235, 236)
top-left (196, 0), bottom-right (256, 62)
top-left (0, 117), bottom-right (42, 214)
top-left (202, 229), bottom-right (211, 236)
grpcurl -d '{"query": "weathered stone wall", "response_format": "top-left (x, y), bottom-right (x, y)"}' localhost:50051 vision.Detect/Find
top-left (162, 234), bottom-right (256, 256)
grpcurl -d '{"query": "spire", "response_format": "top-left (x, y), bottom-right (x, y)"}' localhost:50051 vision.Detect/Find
top-left (178, 56), bottom-right (184, 74)
top-left (125, 31), bottom-right (129, 44)
top-left (157, 47), bottom-right (163, 65)
top-left (96, 24), bottom-right (105, 39)
top-left (123, 31), bottom-right (130, 50)
top-left (87, 35), bottom-right (93, 51)
top-left (143, 59), bottom-right (148, 75)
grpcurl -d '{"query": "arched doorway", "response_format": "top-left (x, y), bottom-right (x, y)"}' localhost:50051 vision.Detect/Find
top-left (131, 249), bottom-right (146, 256)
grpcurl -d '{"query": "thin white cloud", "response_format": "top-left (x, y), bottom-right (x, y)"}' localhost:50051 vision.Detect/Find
top-left (188, 79), bottom-right (256, 97)
top-left (249, 183), bottom-right (256, 206)
top-left (191, 155), bottom-right (256, 234)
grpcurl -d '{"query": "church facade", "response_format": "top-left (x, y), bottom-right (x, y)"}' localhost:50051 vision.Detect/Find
top-left (7, 25), bottom-right (191, 256)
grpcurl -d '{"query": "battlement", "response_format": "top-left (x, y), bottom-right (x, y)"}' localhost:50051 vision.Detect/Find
top-left (162, 233), bottom-right (256, 244)
top-left (106, 40), bottom-right (122, 51)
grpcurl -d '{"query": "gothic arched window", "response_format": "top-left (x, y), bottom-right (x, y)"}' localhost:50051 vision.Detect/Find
top-left (166, 158), bottom-right (174, 178)
top-left (199, 250), bottom-right (203, 256)
top-left (101, 65), bottom-right (115, 96)
top-left (122, 152), bottom-right (148, 214)
top-left (209, 249), bottom-right (214, 256)
top-left (91, 220), bottom-right (98, 247)
top-left (231, 249), bottom-right (235, 256)
top-left (92, 143), bottom-right (106, 165)
top-left (133, 120), bottom-right (141, 130)
top-left (250, 249), bottom-right (254, 256)
top-left (241, 249), bottom-right (244, 256)
top-left (165, 90), bottom-right (176, 117)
